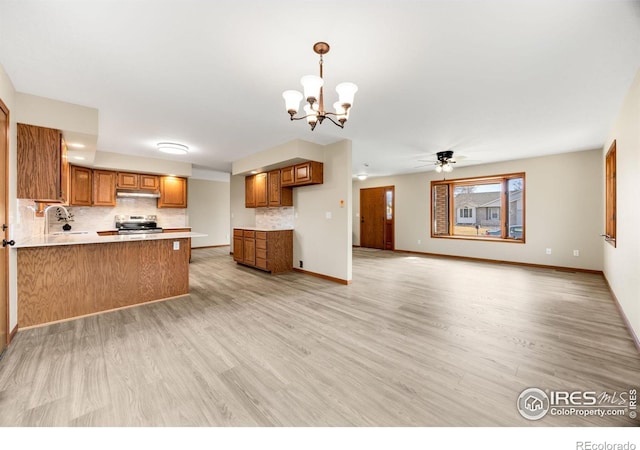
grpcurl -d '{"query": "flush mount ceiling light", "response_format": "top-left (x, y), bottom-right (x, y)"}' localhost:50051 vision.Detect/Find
top-left (435, 150), bottom-right (456, 173)
top-left (157, 142), bottom-right (189, 155)
top-left (282, 42), bottom-right (358, 131)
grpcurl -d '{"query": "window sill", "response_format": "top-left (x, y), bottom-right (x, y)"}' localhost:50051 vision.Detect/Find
top-left (431, 235), bottom-right (525, 244)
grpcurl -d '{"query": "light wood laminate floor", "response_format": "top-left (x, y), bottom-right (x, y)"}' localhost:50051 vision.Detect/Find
top-left (0, 247), bottom-right (638, 426)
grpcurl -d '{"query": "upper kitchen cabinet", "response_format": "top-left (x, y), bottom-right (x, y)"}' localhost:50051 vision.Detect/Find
top-left (17, 123), bottom-right (69, 202)
top-left (268, 170), bottom-right (292, 207)
top-left (117, 172), bottom-right (159, 191)
top-left (245, 175), bottom-right (256, 208)
top-left (280, 161), bottom-right (323, 187)
top-left (139, 174), bottom-right (159, 191)
top-left (69, 165), bottom-right (92, 206)
top-left (158, 176), bottom-right (187, 208)
top-left (245, 172), bottom-right (290, 208)
top-left (93, 170), bottom-right (117, 206)
top-left (255, 173), bottom-right (268, 208)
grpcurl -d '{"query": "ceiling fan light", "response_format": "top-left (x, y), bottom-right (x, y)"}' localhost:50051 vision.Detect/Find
top-left (300, 75), bottom-right (324, 103)
top-left (336, 82), bottom-right (358, 106)
top-left (157, 142), bottom-right (189, 155)
top-left (443, 163), bottom-right (453, 173)
top-left (435, 165), bottom-right (443, 173)
top-left (282, 90), bottom-right (303, 114)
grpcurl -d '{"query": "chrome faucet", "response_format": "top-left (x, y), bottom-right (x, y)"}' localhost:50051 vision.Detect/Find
top-left (43, 205), bottom-right (70, 235)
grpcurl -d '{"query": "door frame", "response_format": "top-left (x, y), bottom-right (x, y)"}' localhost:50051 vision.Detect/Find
top-left (0, 97), bottom-right (9, 348)
top-left (359, 185), bottom-right (395, 251)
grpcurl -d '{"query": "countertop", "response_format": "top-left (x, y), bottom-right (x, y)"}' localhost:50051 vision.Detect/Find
top-left (234, 226), bottom-right (294, 231)
top-left (15, 231), bottom-right (206, 248)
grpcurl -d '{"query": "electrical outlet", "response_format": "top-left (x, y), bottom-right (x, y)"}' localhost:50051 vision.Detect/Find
top-left (299, 260), bottom-right (303, 268)
top-left (418, 239), bottom-right (421, 244)
top-left (545, 248), bottom-right (552, 255)
top-left (573, 250), bottom-right (580, 257)
top-left (173, 241), bottom-right (180, 250)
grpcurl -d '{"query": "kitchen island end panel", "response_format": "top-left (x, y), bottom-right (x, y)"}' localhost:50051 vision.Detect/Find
top-left (18, 238), bottom-right (190, 328)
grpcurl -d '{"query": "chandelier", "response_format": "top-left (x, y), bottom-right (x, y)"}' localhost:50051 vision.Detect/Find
top-left (282, 42), bottom-right (358, 130)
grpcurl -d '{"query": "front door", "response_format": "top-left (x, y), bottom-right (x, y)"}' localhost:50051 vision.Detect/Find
top-left (360, 186), bottom-right (394, 250)
top-left (0, 99), bottom-right (9, 355)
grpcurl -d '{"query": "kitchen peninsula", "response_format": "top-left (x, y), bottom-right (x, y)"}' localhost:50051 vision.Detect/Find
top-left (16, 231), bottom-right (204, 328)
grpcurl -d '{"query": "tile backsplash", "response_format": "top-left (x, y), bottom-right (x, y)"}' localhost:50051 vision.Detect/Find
top-left (255, 207), bottom-right (294, 229)
top-left (15, 197), bottom-right (187, 240)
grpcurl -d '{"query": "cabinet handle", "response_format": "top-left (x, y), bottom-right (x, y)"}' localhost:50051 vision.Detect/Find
top-left (1, 224), bottom-right (7, 231)
top-left (2, 239), bottom-right (15, 247)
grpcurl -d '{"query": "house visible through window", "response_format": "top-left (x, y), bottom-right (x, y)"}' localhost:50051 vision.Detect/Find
top-left (431, 173), bottom-right (525, 241)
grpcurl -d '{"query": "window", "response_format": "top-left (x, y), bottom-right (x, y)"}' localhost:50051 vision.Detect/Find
top-left (431, 173), bottom-right (525, 241)
top-left (605, 141), bottom-right (616, 247)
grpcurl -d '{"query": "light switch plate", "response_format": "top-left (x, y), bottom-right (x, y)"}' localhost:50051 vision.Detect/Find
top-left (173, 241), bottom-right (180, 250)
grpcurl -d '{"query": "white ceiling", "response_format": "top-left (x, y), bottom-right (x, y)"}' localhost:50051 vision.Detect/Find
top-left (1, 1), bottom-right (638, 178)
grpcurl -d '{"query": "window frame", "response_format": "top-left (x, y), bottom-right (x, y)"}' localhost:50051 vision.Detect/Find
top-left (430, 172), bottom-right (526, 243)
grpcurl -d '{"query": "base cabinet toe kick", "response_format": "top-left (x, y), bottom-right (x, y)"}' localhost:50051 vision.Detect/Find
top-left (233, 229), bottom-right (293, 274)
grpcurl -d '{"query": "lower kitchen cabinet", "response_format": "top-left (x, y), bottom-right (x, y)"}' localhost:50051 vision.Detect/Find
top-left (233, 228), bottom-right (292, 274)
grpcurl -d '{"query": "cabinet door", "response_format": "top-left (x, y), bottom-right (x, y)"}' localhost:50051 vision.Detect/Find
top-left (60, 138), bottom-right (70, 204)
top-left (255, 173), bottom-right (268, 207)
top-left (243, 231), bottom-right (256, 265)
top-left (281, 166), bottom-right (295, 187)
top-left (70, 166), bottom-right (92, 206)
top-left (245, 175), bottom-right (256, 208)
top-left (294, 161), bottom-right (323, 185)
top-left (17, 123), bottom-right (62, 201)
top-left (158, 176), bottom-right (187, 208)
top-left (93, 170), bottom-right (117, 206)
top-left (233, 229), bottom-right (244, 261)
top-left (268, 170), bottom-right (281, 207)
top-left (139, 174), bottom-right (159, 190)
top-left (117, 172), bottom-right (139, 189)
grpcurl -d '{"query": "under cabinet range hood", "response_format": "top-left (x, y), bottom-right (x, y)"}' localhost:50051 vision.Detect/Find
top-left (116, 189), bottom-right (161, 198)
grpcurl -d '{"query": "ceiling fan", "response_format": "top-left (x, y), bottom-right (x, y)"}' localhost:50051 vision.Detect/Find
top-left (415, 150), bottom-right (458, 173)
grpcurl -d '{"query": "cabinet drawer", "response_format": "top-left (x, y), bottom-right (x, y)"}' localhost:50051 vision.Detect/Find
top-left (255, 258), bottom-right (268, 270)
top-left (256, 249), bottom-right (267, 260)
top-left (256, 231), bottom-right (267, 240)
top-left (255, 239), bottom-right (267, 250)
top-left (243, 230), bottom-right (255, 238)
top-left (233, 229), bottom-right (244, 237)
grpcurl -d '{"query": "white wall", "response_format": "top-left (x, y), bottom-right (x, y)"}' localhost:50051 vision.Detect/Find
top-left (353, 149), bottom-right (603, 271)
top-left (187, 178), bottom-right (230, 248)
top-left (294, 140), bottom-right (352, 282)
top-left (603, 68), bottom-right (640, 342)
top-left (0, 64), bottom-right (18, 332)
top-left (93, 151), bottom-right (192, 177)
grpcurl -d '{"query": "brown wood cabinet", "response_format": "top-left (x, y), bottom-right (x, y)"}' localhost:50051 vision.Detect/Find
top-left (70, 165), bottom-right (93, 206)
top-left (281, 161), bottom-right (323, 187)
top-left (140, 174), bottom-right (159, 190)
top-left (233, 228), bottom-right (293, 274)
top-left (268, 170), bottom-right (293, 207)
top-left (93, 170), bottom-right (117, 206)
top-left (245, 171), bottom-right (292, 208)
top-left (17, 123), bottom-right (69, 202)
top-left (255, 173), bottom-right (268, 207)
top-left (233, 229), bottom-right (244, 262)
top-left (117, 172), bottom-right (138, 189)
top-left (158, 176), bottom-right (187, 208)
top-left (245, 176), bottom-right (256, 208)
top-left (117, 172), bottom-right (159, 191)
